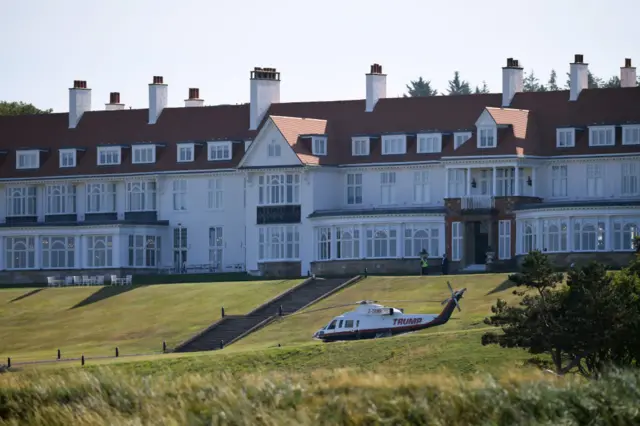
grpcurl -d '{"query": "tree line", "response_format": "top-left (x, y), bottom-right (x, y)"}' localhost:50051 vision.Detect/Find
top-left (483, 238), bottom-right (640, 378)
top-left (405, 69), bottom-right (640, 97)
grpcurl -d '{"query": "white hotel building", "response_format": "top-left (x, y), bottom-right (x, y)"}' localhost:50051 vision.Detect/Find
top-left (0, 56), bottom-right (639, 284)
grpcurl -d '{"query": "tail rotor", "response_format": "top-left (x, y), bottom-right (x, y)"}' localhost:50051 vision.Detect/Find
top-left (440, 281), bottom-right (462, 312)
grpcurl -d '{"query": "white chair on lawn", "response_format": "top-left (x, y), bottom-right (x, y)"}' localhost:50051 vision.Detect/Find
top-left (95, 275), bottom-right (104, 285)
top-left (82, 275), bottom-right (91, 285)
top-left (110, 274), bottom-right (118, 285)
top-left (125, 275), bottom-right (132, 285)
top-left (64, 276), bottom-right (73, 286)
top-left (73, 276), bottom-right (82, 286)
top-left (46, 276), bottom-right (57, 287)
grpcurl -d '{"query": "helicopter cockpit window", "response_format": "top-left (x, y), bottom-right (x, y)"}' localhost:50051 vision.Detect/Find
top-left (338, 320), bottom-right (343, 328)
top-left (344, 320), bottom-right (354, 328)
top-left (327, 320), bottom-right (337, 330)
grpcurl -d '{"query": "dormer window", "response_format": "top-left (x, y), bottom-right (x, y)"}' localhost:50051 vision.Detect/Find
top-left (454, 132), bottom-right (472, 150)
top-left (267, 140), bottom-right (281, 157)
top-left (477, 127), bottom-right (496, 148)
top-left (556, 128), bottom-right (575, 148)
top-left (417, 133), bottom-right (442, 153)
top-left (208, 141), bottom-right (232, 161)
top-left (59, 149), bottom-right (76, 168)
top-left (16, 150), bottom-right (39, 169)
top-left (312, 137), bottom-right (327, 156)
top-left (132, 145), bottom-right (156, 164)
top-left (589, 126), bottom-right (615, 146)
top-left (352, 137), bottom-right (370, 156)
top-left (622, 125), bottom-right (640, 145)
top-left (177, 143), bottom-right (194, 162)
top-left (97, 146), bottom-right (121, 166)
top-left (382, 135), bottom-right (406, 155)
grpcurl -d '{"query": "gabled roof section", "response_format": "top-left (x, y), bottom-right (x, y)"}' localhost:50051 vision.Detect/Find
top-left (270, 116), bottom-right (328, 165)
top-left (486, 107), bottom-right (530, 139)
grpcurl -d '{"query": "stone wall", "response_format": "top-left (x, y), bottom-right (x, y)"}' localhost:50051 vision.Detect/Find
top-left (0, 268), bottom-right (157, 286)
top-left (311, 258), bottom-right (444, 277)
top-left (258, 261), bottom-right (301, 278)
top-left (516, 252), bottom-right (637, 269)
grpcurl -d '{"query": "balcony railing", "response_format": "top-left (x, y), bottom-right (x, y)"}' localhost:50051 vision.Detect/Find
top-left (461, 195), bottom-right (495, 210)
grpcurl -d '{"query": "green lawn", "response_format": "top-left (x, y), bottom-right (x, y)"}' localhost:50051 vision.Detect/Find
top-left (0, 279), bottom-right (301, 362)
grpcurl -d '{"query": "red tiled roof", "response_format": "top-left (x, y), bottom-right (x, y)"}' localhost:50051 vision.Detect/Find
top-left (270, 116), bottom-right (328, 165)
top-left (1, 86), bottom-right (639, 179)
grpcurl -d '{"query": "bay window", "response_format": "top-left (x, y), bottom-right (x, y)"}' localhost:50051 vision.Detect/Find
top-left (258, 225), bottom-right (300, 260)
top-left (573, 219), bottom-right (606, 252)
top-left (5, 236), bottom-right (36, 269)
top-left (613, 220), bottom-right (639, 251)
top-left (87, 235), bottom-right (113, 267)
top-left (365, 225), bottom-right (397, 258)
top-left (45, 183), bottom-right (77, 215)
top-left (258, 173), bottom-right (300, 205)
top-left (542, 219), bottom-right (568, 252)
top-left (336, 226), bottom-right (360, 259)
top-left (128, 235), bottom-right (162, 267)
top-left (86, 183), bottom-right (116, 213)
top-left (316, 227), bottom-right (332, 260)
top-left (404, 224), bottom-right (439, 257)
top-left (41, 236), bottom-right (75, 268)
top-left (126, 181), bottom-right (157, 211)
top-left (6, 186), bottom-right (37, 217)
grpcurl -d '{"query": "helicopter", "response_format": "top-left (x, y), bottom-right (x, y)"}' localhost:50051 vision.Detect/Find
top-left (302, 282), bottom-right (466, 342)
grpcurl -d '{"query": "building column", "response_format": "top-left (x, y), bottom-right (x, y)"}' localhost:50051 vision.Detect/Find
top-left (606, 216), bottom-right (613, 251)
top-left (567, 217), bottom-right (573, 252)
top-left (397, 224), bottom-right (403, 258)
top-left (444, 168), bottom-right (449, 198)
top-left (531, 167), bottom-right (537, 197)
top-left (113, 234), bottom-right (122, 268)
top-left (330, 225), bottom-right (337, 260)
top-left (514, 165), bottom-right (520, 196)
top-left (466, 168), bottom-right (471, 196)
top-left (74, 234), bottom-right (82, 269)
top-left (34, 236), bottom-right (41, 269)
top-left (492, 167), bottom-right (497, 196)
top-left (359, 224), bottom-right (365, 258)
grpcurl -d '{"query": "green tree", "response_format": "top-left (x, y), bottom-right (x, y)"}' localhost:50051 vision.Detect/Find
top-left (564, 71), bottom-right (603, 89)
top-left (474, 81), bottom-right (489, 94)
top-left (447, 71), bottom-right (471, 95)
top-left (547, 69), bottom-right (559, 91)
top-left (403, 77), bottom-right (438, 97)
top-left (0, 101), bottom-right (52, 116)
top-left (523, 70), bottom-right (546, 92)
top-left (602, 76), bottom-right (621, 88)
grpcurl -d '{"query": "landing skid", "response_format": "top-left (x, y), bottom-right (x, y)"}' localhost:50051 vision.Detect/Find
top-left (375, 331), bottom-right (392, 338)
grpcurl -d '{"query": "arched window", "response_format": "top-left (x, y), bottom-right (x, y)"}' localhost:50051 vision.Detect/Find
top-left (337, 227), bottom-right (360, 259)
top-left (522, 223), bottom-right (536, 253)
top-left (42, 236), bottom-right (75, 268)
top-left (87, 236), bottom-right (113, 268)
top-left (365, 226), bottom-right (398, 258)
top-left (316, 227), bottom-right (331, 261)
top-left (614, 221), bottom-right (639, 251)
top-left (6, 237), bottom-right (35, 269)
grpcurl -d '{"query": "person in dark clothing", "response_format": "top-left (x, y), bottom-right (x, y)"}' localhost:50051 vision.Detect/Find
top-left (441, 253), bottom-right (449, 275)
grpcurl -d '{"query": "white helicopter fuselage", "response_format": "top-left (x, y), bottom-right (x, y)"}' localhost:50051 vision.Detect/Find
top-left (311, 290), bottom-right (465, 342)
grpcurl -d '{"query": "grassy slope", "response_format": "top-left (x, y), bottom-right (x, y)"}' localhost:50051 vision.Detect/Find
top-left (0, 279), bottom-right (301, 362)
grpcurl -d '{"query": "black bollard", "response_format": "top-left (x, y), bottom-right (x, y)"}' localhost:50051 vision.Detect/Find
top-left (57, 349), bottom-right (61, 360)
top-left (81, 355), bottom-right (85, 366)
top-left (219, 340), bottom-right (224, 349)
top-left (163, 341), bottom-right (167, 353)
top-left (221, 306), bottom-right (225, 318)
top-left (364, 268), bottom-right (368, 278)
top-left (115, 347), bottom-right (119, 357)
top-left (7, 357), bottom-right (10, 368)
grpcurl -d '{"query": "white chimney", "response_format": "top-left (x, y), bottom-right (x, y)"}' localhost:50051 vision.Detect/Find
top-left (621, 58), bottom-right (637, 88)
top-left (105, 92), bottom-right (125, 110)
top-left (69, 80), bottom-right (91, 128)
top-left (149, 76), bottom-right (168, 124)
top-left (502, 58), bottom-right (523, 107)
top-left (570, 54), bottom-right (588, 101)
top-left (249, 67), bottom-right (280, 130)
top-left (366, 63), bottom-right (386, 112)
top-left (185, 88), bottom-right (204, 107)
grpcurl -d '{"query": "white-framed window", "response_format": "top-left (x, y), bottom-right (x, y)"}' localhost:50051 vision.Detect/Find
top-left (316, 227), bottom-right (332, 260)
top-left (586, 163), bottom-right (604, 197)
top-left (551, 165), bottom-right (568, 197)
top-left (413, 170), bottom-right (430, 204)
top-left (454, 132), bottom-right (471, 150)
top-left (87, 235), bottom-right (113, 267)
top-left (41, 236), bottom-right (75, 268)
top-left (258, 173), bottom-right (300, 205)
top-left (573, 219), bottom-right (606, 252)
top-left (404, 224), bottom-right (439, 257)
top-left (128, 235), bottom-right (161, 267)
top-left (5, 237), bottom-right (36, 269)
top-left (208, 178), bottom-right (223, 210)
top-left (6, 186), bottom-right (36, 216)
top-left (521, 220), bottom-right (537, 254)
top-left (312, 137), bottom-right (327, 156)
top-left (613, 220), bottom-right (639, 251)
top-left (589, 126), bottom-right (615, 146)
top-left (451, 222), bottom-right (462, 261)
top-left (97, 147), bottom-right (121, 165)
top-left (172, 179), bottom-right (187, 211)
top-left (498, 220), bottom-right (511, 260)
top-left (542, 219), bottom-right (568, 253)
top-left (59, 149), bottom-right (76, 168)
top-left (207, 141), bottom-right (232, 161)
top-left (478, 127), bottom-right (496, 148)
top-left (177, 144), bottom-right (194, 162)
top-left (86, 182), bottom-right (116, 213)
top-left (417, 133), bottom-right (442, 153)
top-left (346, 173), bottom-right (363, 205)
top-left (622, 125), bottom-right (640, 145)
top-left (45, 183), bottom-right (76, 215)
top-left (258, 225), bottom-right (300, 261)
top-left (380, 171), bottom-right (396, 205)
top-left (126, 181), bottom-right (157, 211)
top-left (16, 150), bottom-right (39, 169)
top-left (209, 227), bottom-right (223, 269)
top-left (267, 140), bottom-right (281, 157)
top-left (477, 169), bottom-right (493, 195)
top-left (352, 138), bottom-right (370, 156)
top-left (132, 145), bottom-right (155, 164)
top-left (622, 162), bottom-right (639, 196)
top-left (336, 226), bottom-right (360, 259)
top-left (381, 135), bottom-right (406, 155)
top-left (496, 168), bottom-right (515, 196)
top-left (173, 227), bottom-right (188, 268)
top-left (365, 225), bottom-right (398, 258)
top-left (556, 129), bottom-right (575, 148)
top-left (447, 169), bottom-right (465, 197)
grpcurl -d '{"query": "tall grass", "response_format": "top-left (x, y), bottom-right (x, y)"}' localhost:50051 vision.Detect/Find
top-left (1, 367), bottom-right (640, 425)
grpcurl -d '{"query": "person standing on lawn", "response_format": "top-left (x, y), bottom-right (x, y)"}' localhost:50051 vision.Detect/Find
top-left (420, 249), bottom-right (429, 276)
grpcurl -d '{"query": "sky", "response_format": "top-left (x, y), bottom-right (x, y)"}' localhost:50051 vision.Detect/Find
top-left (1, 0), bottom-right (639, 113)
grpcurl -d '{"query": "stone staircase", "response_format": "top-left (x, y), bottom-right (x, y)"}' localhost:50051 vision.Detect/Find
top-left (173, 275), bottom-right (363, 353)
